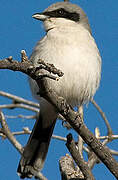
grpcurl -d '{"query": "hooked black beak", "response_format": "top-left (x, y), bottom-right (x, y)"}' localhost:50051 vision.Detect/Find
top-left (32, 13), bottom-right (49, 21)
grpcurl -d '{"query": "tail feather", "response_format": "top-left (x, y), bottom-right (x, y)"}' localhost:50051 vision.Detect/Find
top-left (17, 113), bottom-right (56, 178)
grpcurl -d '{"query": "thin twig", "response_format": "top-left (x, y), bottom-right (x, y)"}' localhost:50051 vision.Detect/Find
top-left (66, 133), bottom-right (95, 180)
top-left (110, 149), bottom-right (118, 156)
top-left (5, 114), bottom-right (36, 120)
top-left (0, 126), bottom-right (67, 142)
top-left (91, 99), bottom-right (112, 136)
top-left (21, 50), bottom-right (29, 62)
top-left (98, 135), bottom-right (118, 140)
top-left (0, 91), bottom-right (39, 108)
top-left (0, 103), bottom-right (39, 112)
top-left (52, 134), bottom-right (67, 141)
top-left (77, 106), bottom-right (84, 158)
top-left (38, 73), bottom-right (60, 81)
top-left (0, 111), bottom-right (23, 154)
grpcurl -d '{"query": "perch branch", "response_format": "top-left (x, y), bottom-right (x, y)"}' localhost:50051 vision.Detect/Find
top-left (37, 78), bottom-right (118, 178)
top-left (0, 53), bottom-right (118, 178)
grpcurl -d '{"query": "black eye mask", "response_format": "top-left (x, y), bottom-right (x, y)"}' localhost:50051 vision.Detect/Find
top-left (43, 8), bottom-right (80, 22)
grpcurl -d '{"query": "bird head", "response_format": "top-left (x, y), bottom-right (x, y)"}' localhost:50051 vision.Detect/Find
top-left (32, 2), bottom-right (91, 33)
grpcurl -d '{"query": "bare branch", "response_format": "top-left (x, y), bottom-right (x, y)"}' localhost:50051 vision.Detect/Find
top-left (59, 154), bottom-right (84, 180)
top-left (110, 149), bottom-right (118, 156)
top-left (5, 114), bottom-right (36, 120)
top-left (0, 111), bottom-right (47, 179)
top-left (0, 56), bottom-right (63, 84)
top-left (52, 134), bottom-right (66, 141)
top-left (38, 59), bottom-right (64, 77)
top-left (0, 111), bottom-right (23, 154)
top-left (0, 125), bottom-right (67, 143)
top-left (98, 135), bottom-right (118, 140)
top-left (0, 103), bottom-right (39, 112)
top-left (91, 99), bottom-right (112, 136)
top-left (0, 91), bottom-right (39, 108)
top-left (0, 54), bottom-right (118, 178)
top-left (38, 78), bottom-right (118, 178)
top-left (66, 133), bottom-right (95, 180)
top-left (37, 73), bottom-right (60, 81)
top-left (88, 137), bottom-right (110, 169)
top-left (77, 106), bottom-right (84, 158)
top-left (21, 50), bottom-right (29, 62)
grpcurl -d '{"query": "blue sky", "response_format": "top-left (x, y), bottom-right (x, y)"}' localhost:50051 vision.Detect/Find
top-left (0, 0), bottom-right (118, 179)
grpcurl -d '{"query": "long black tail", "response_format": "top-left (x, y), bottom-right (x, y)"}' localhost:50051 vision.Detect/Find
top-left (17, 113), bottom-right (56, 179)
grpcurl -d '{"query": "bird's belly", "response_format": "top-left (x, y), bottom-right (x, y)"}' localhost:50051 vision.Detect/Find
top-left (30, 33), bottom-right (101, 106)
top-left (39, 48), bottom-right (100, 106)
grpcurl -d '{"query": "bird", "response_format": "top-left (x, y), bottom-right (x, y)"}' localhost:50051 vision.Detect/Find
top-left (17, 1), bottom-right (101, 178)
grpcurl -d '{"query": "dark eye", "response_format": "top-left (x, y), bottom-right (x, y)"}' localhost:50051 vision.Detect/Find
top-left (57, 9), bottom-right (65, 16)
top-left (58, 9), bottom-right (63, 14)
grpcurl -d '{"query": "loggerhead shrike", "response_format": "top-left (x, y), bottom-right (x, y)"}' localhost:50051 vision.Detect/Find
top-left (17, 1), bottom-right (101, 178)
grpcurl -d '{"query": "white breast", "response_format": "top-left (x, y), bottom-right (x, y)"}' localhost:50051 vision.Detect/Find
top-left (30, 25), bottom-right (101, 106)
